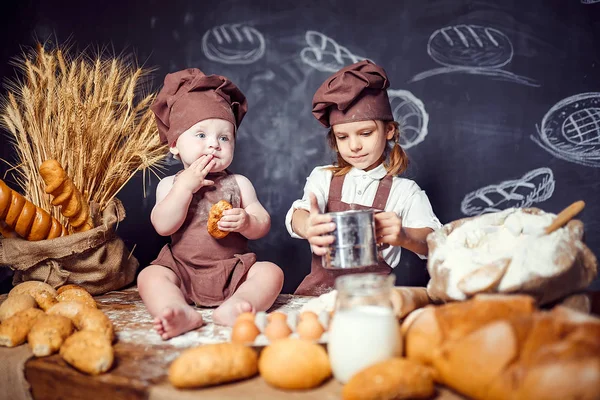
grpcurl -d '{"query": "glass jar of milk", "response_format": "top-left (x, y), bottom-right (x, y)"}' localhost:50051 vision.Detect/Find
top-left (327, 273), bottom-right (401, 383)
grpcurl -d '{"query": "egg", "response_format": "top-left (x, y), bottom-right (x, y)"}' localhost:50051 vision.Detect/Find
top-left (299, 311), bottom-right (318, 321)
top-left (267, 312), bottom-right (287, 322)
top-left (264, 319), bottom-right (292, 341)
top-left (296, 318), bottom-right (325, 341)
top-left (231, 320), bottom-right (260, 344)
top-left (236, 312), bottom-right (256, 324)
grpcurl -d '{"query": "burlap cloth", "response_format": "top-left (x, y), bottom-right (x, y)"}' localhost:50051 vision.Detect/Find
top-left (0, 345), bottom-right (34, 400)
top-left (0, 198), bottom-right (137, 295)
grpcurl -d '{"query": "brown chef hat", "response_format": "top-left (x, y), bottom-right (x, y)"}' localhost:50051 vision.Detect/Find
top-left (151, 68), bottom-right (248, 145)
top-left (312, 60), bottom-right (394, 128)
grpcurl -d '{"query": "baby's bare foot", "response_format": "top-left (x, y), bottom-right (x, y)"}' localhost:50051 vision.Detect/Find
top-left (213, 298), bottom-right (254, 326)
top-left (153, 305), bottom-right (204, 339)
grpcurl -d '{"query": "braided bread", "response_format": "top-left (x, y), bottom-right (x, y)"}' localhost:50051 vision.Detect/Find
top-left (39, 159), bottom-right (93, 232)
top-left (0, 179), bottom-right (67, 240)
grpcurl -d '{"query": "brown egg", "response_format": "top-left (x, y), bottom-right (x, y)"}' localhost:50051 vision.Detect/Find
top-left (236, 312), bottom-right (256, 324)
top-left (231, 320), bottom-right (260, 344)
top-left (267, 312), bottom-right (287, 323)
top-left (299, 311), bottom-right (318, 321)
top-left (264, 319), bottom-right (292, 341)
top-left (296, 318), bottom-right (325, 341)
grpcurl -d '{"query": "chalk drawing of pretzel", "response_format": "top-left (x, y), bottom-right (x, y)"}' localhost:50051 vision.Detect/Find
top-left (300, 31), bottom-right (367, 72)
top-left (461, 168), bottom-right (555, 216)
top-left (410, 24), bottom-right (539, 87)
top-left (531, 92), bottom-right (600, 167)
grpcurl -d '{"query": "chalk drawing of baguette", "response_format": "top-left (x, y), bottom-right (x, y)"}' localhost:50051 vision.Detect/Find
top-left (388, 89), bottom-right (429, 149)
top-left (202, 23), bottom-right (266, 64)
top-left (300, 31), bottom-right (366, 72)
top-left (461, 167), bottom-right (555, 216)
top-left (410, 24), bottom-right (539, 87)
top-left (581, 0), bottom-right (600, 4)
top-left (531, 92), bottom-right (600, 167)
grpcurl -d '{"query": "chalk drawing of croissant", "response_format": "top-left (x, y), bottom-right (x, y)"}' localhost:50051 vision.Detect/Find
top-left (410, 24), bottom-right (539, 87)
top-left (388, 89), bottom-right (429, 149)
top-left (202, 23), bottom-right (266, 64)
top-left (300, 31), bottom-right (367, 72)
top-left (531, 92), bottom-right (600, 167)
top-left (461, 167), bottom-right (555, 216)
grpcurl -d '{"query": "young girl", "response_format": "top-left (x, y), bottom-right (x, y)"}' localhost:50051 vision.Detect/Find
top-left (286, 60), bottom-right (442, 296)
top-left (138, 68), bottom-right (284, 338)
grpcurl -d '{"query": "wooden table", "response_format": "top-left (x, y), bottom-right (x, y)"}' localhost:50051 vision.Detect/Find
top-left (2, 287), bottom-right (467, 400)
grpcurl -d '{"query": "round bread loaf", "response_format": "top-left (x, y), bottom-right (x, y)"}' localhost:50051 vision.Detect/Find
top-left (28, 314), bottom-right (74, 357)
top-left (207, 200), bottom-right (232, 239)
top-left (9, 281), bottom-right (57, 298)
top-left (57, 287), bottom-right (97, 309)
top-left (202, 24), bottom-right (265, 65)
top-left (258, 338), bottom-right (331, 390)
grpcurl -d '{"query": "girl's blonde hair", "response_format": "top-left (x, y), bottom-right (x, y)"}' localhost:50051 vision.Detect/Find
top-left (326, 121), bottom-right (409, 177)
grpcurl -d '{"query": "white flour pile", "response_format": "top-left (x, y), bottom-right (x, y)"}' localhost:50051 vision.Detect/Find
top-left (429, 208), bottom-right (570, 300)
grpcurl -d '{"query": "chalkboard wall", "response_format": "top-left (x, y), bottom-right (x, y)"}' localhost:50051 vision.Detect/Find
top-left (1, 0), bottom-right (599, 293)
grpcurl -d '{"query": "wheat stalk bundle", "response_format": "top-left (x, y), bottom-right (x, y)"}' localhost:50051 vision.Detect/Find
top-left (0, 42), bottom-right (167, 229)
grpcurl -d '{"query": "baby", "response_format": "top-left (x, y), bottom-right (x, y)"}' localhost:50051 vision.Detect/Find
top-left (138, 68), bottom-right (284, 338)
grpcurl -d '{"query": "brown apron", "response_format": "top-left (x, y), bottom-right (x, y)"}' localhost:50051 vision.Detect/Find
top-left (151, 171), bottom-right (256, 307)
top-left (294, 174), bottom-right (393, 296)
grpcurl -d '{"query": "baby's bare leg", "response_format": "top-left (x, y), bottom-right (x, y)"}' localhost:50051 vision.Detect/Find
top-left (137, 265), bottom-right (203, 339)
top-left (212, 262), bottom-right (284, 326)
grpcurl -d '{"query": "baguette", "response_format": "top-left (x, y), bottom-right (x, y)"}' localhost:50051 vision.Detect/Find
top-left (39, 159), bottom-right (93, 232)
top-left (403, 296), bottom-right (600, 400)
top-left (390, 287), bottom-right (432, 319)
top-left (0, 179), bottom-right (68, 240)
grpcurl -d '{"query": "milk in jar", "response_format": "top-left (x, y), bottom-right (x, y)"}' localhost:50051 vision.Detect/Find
top-left (327, 274), bottom-right (401, 383)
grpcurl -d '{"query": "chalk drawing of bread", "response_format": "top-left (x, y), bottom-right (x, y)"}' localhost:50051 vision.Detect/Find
top-left (300, 31), bottom-right (363, 72)
top-left (202, 24), bottom-right (265, 64)
top-left (461, 167), bottom-right (555, 216)
top-left (531, 92), bottom-right (600, 167)
top-left (387, 89), bottom-right (429, 149)
top-left (428, 25), bottom-right (513, 68)
top-left (581, 0), bottom-right (600, 4)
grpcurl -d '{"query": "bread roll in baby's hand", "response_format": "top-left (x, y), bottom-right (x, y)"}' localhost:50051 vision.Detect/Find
top-left (207, 200), bottom-right (232, 239)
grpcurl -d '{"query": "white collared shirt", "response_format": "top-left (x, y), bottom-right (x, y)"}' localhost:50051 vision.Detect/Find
top-left (284, 164), bottom-right (442, 268)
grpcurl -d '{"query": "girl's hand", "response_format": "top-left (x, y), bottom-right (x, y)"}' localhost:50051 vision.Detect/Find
top-left (218, 208), bottom-right (250, 232)
top-left (375, 211), bottom-right (407, 247)
top-left (304, 193), bottom-right (336, 256)
top-left (175, 155), bottom-right (216, 194)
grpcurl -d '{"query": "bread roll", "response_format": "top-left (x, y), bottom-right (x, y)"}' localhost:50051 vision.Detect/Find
top-left (46, 300), bottom-right (88, 321)
top-left (0, 308), bottom-right (45, 347)
top-left (342, 358), bottom-right (435, 400)
top-left (207, 200), bottom-right (232, 239)
top-left (34, 290), bottom-right (58, 311)
top-left (56, 284), bottom-right (87, 295)
top-left (9, 281), bottom-right (57, 298)
top-left (28, 314), bottom-right (74, 356)
top-left (259, 338), bottom-right (331, 390)
top-left (60, 330), bottom-right (113, 375)
top-left (390, 287), bottom-right (432, 319)
top-left (56, 287), bottom-right (97, 309)
top-left (39, 159), bottom-right (94, 232)
top-left (46, 301), bottom-right (113, 341)
top-left (169, 343), bottom-right (258, 388)
top-left (0, 293), bottom-right (37, 322)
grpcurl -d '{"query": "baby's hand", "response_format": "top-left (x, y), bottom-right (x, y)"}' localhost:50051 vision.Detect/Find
top-left (375, 211), bottom-right (406, 247)
top-left (304, 193), bottom-right (336, 256)
top-left (175, 155), bottom-right (216, 194)
top-left (218, 208), bottom-right (250, 232)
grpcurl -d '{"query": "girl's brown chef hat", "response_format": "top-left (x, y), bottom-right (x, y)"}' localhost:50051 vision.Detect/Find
top-left (151, 68), bottom-right (248, 145)
top-left (312, 60), bottom-right (394, 128)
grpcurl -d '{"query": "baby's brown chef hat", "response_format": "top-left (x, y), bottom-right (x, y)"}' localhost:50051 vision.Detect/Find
top-left (151, 68), bottom-right (248, 145)
top-left (312, 60), bottom-right (394, 128)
